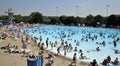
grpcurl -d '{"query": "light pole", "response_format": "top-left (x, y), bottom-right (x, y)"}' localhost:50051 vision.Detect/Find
top-left (76, 6), bottom-right (79, 17)
top-left (56, 7), bottom-right (59, 17)
top-left (56, 7), bottom-right (59, 23)
top-left (106, 5), bottom-right (110, 26)
top-left (76, 6), bottom-right (79, 26)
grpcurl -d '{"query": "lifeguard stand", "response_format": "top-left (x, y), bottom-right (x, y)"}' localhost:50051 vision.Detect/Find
top-left (5, 8), bottom-right (14, 24)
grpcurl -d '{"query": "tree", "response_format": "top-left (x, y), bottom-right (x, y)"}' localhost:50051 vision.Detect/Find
top-left (59, 15), bottom-right (67, 24)
top-left (30, 12), bottom-right (43, 24)
top-left (94, 15), bottom-right (103, 23)
top-left (117, 15), bottom-right (120, 26)
top-left (65, 16), bottom-right (75, 25)
top-left (50, 17), bottom-right (58, 24)
top-left (86, 14), bottom-right (95, 26)
top-left (80, 18), bottom-right (87, 24)
top-left (13, 15), bottom-right (23, 23)
top-left (0, 15), bottom-right (8, 20)
top-left (107, 14), bottom-right (120, 27)
top-left (107, 14), bottom-right (117, 27)
top-left (22, 16), bottom-right (30, 23)
top-left (75, 17), bottom-right (82, 25)
top-left (94, 15), bottom-right (103, 27)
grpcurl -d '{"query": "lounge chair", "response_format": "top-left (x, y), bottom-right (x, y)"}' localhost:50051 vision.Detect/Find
top-left (1, 46), bottom-right (6, 49)
top-left (9, 48), bottom-right (15, 53)
top-left (48, 58), bottom-right (54, 65)
top-left (13, 49), bottom-right (19, 53)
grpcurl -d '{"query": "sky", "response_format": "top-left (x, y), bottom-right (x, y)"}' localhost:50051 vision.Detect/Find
top-left (0, 0), bottom-right (120, 17)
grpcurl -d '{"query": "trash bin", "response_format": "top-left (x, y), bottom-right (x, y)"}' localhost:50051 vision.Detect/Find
top-left (27, 58), bottom-right (43, 66)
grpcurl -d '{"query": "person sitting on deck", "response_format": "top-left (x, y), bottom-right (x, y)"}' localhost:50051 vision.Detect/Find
top-left (40, 43), bottom-right (44, 50)
top-left (6, 43), bottom-right (10, 50)
top-left (48, 56), bottom-right (54, 65)
top-left (47, 51), bottom-right (53, 59)
top-left (39, 51), bottom-right (44, 58)
top-left (46, 51), bottom-right (54, 65)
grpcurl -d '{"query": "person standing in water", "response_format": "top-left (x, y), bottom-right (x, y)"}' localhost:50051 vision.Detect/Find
top-left (57, 46), bottom-right (61, 55)
top-left (46, 38), bottom-right (49, 48)
top-left (113, 40), bottom-right (117, 48)
top-left (40, 36), bottom-right (42, 43)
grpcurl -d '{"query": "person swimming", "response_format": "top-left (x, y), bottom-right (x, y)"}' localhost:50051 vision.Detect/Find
top-left (96, 47), bottom-right (100, 51)
top-left (90, 59), bottom-right (98, 66)
top-left (80, 53), bottom-right (89, 59)
top-left (102, 58), bottom-right (109, 65)
top-left (115, 50), bottom-right (120, 54)
top-left (74, 47), bottom-right (78, 52)
top-left (112, 57), bottom-right (119, 65)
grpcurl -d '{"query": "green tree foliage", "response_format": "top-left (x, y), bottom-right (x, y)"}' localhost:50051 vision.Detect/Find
top-left (93, 15), bottom-right (103, 27)
top-left (80, 18), bottom-right (87, 24)
top-left (75, 17), bottom-right (83, 25)
top-left (65, 16), bottom-right (75, 25)
top-left (94, 15), bottom-right (103, 23)
top-left (59, 15), bottom-right (67, 24)
top-left (0, 15), bottom-right (8, 20)
top-left (107, 15), bottom-right (116, 27)
top-left (50, 17), bottom-right (58, 24)
top-left (13, 15), bottom-right (23, 23)
top-left (117, 15), bottom-right (120, 26)
top-left (42, 16), bottom-right (51, 24)
top-left (107, 14), bottom-right (120, 27)
top-left (22, 16), bottom-right (30, 23)
top-left (30, 12), bottom-right (43, 24)
top-left (86, 14), bottom-right (95, 26)
top-left (0, 11), bottom-right (120, 28)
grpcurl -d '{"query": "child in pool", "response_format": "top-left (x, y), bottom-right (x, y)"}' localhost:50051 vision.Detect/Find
top-left (80, 53), bottom-right (89, 59)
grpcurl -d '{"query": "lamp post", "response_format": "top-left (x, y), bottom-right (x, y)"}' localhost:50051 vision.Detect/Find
top-left (56, 7), bottom-right (59, 17)
top-left (56, 7), bottom-right (59, 24)
top-left (76, 6), bottom-right (79, 26)
top-left (76, 6), bottom-right (79, 17)
top-left (106, 5), bottom-right (110, 26)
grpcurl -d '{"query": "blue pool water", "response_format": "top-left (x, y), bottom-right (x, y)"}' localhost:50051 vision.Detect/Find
top-left (21, 25), bottom-right (120, 64)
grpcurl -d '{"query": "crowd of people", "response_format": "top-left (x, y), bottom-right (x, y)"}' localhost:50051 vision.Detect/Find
top-left (0, 23), bottom-right (120, 66)
top-left (21, 24), bottom-right (120, 66)
top-left (102, 56), bottom-right (119, 66)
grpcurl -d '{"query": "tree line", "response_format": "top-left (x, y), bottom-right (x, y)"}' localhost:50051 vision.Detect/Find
top-left (0, 12), bottom-right (120, 28)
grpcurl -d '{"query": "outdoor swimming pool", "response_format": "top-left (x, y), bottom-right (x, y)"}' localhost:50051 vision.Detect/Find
top-left (21, 25), bottom-right (120, 65)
